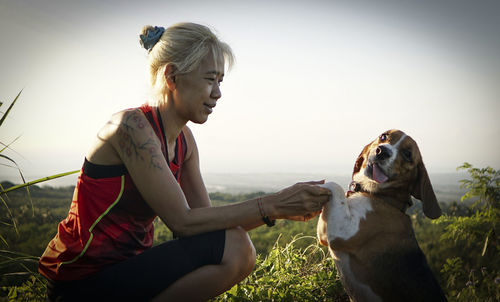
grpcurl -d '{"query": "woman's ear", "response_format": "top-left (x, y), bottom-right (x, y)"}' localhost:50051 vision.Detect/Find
top-left (164, 64), bottom-right (177, 90)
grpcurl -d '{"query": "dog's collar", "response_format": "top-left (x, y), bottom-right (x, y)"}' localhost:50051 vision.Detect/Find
top-left (347, 181), bottom-right (412, 214)
top-left (347, 181), bottom-right (362, 196)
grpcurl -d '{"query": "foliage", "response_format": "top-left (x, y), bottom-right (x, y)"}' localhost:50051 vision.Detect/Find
top-left (432, 163), bottom-right (499, 302)
top-left (0, 275), bottom-right (46, 302)
top-left (0, 274), bottom-right (47, 302)
top-left (1, 90), bottom-right (28, 241)
top-left (213, 235), bottom-right (348, 302)
top-left (0, 91), bottom-right (77, 301)
top-left (458, 163), bottom-right (500, 208)
top-left (0, 91), bottom-right (79, 233)
top-left (0, 185), bottom-right (69, 301)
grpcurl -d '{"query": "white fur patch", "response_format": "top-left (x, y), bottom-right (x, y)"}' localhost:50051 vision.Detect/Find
top-left (385, 133), bottom-right (407, 167)
top-left (320, 182), bottom-right (373, 242)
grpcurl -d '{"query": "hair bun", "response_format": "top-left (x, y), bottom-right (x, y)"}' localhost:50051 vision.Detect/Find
top-left (140, 26), bottom-right (165, 51)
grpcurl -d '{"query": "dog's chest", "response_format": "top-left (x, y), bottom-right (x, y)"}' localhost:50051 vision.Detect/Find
top-left (326, 194), bottom-right (373, 243)
top-left (332, 251), bottom-right (383, 302)
top-left (325, 194), bottom-right (383, 302)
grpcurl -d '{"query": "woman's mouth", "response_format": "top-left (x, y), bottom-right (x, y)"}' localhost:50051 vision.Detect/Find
top-left (204, 103), bottom-right (216, 113)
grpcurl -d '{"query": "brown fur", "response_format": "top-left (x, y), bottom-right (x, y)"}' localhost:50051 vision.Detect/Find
top-left (318, 129), bottom-right (447, 302)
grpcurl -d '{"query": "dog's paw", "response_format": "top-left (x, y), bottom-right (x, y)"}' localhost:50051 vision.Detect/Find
top-left (319, 182), bottom-right (345, 202)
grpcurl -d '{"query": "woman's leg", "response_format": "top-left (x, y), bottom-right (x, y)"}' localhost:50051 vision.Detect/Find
top-left (152, 227), bottom-right (256, 301)
top-left (45, 228), bottom-right (253, 301)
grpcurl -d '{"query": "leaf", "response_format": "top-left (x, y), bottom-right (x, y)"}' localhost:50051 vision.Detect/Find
top-left (0, 89), bottom-right (23, 128)
top-left (8, 286), bottom-right (18, 299)
top-left (0, 154), bottom-right (27, 182)
top-left (0, 169), bottom-right (80, 195)
top-left (0, 135), bottom-right (22, 155)
top-left (0, 233), bottom-right (8, 247)
top-left (0, 187), bottom-right (18, 235)
top-left (481, 234), bottom-right (489, 257)
top-left (0, 257), bottom-right (39, 267)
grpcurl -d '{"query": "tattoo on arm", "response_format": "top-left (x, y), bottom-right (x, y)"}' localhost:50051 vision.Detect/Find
top-left (116, 112), bottom-right (164, 170)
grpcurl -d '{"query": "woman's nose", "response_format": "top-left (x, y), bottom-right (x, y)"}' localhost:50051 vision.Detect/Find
top-left (210, 82), bottom-right (222, 100)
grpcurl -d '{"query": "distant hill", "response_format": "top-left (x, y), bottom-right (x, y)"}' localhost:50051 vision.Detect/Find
top-left (1, 171), bottom-right (467, 203)
top-left (203, 172), bottom-right (467, 204)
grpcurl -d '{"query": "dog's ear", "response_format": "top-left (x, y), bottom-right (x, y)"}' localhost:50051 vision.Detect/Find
top-left (352, 144), bottom-right (370, 177)
top-left (411, 161), bottom-right (442, 219)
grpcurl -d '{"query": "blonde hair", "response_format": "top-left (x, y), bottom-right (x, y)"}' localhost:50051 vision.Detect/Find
top-left (140, 22), bottom-right (235, 103)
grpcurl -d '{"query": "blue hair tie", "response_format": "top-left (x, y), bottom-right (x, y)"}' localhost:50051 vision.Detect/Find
top-left (140, 26), bottom-right (165, 51)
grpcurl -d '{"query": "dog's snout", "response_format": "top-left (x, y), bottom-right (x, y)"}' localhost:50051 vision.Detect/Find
top-left (376, 145), bottom-right (392, 161)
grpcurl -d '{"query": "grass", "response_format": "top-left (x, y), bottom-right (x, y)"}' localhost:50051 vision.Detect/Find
top-left (0, 90), bottom-right (78, 301)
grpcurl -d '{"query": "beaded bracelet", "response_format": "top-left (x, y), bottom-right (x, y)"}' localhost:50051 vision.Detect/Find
top-left (257, 198), bottom-right (276, 227)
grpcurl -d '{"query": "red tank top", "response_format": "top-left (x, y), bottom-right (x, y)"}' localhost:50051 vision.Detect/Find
top-left (38, 105), bottom-right (187, 281)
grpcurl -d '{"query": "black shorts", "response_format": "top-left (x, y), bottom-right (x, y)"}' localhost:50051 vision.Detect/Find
top-left (46, 229), bottom-right (226, 301)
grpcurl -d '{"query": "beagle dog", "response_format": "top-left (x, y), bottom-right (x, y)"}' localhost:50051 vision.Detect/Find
top-left (317, 130), bottom-right (447, 302)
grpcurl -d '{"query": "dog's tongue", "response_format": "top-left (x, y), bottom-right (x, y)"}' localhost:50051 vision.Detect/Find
top-left (373, 164), bottom-right (389, 183)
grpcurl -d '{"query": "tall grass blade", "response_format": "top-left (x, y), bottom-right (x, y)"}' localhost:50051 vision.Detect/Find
top-left (0, 89), bottom-right (23, 128)
top-left (0, 170), bottom-right (80, 195)
top-left (0, 187), bottom-right (18, 235)
top-left (0, 249), bottom-right (40, 258)
top-left (0, 257), bottom-right (39, 267)
top-left (0, 134), bottom-right (22, 154)
top-left (481, 234), bottom-right (489, 256)
top-left (0, 154), bottom-right (34, 215)
top-left (0, 221), bottom-right (13, 227)
top-left (0, 251), bottom-right (41, 281)
top-left (0, 233), bottom-right (8, 247)
top-left (0, 163), bottom-right (16, 169)
top-left (2, 272), bottom-right (31, 277)
top-left (0, 154), bottom-right (28, 185)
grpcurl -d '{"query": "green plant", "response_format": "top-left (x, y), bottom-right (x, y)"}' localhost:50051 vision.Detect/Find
top-left (0, 91), bottom-right (78, 301)
top-left (213, 235), bottom-right (349, 302)
top-left (1, 275), bottom-right (46, 302)
top-left (434, 163), bottom-right (499, 301)
top-left (0, 90), bottom-right (79, 225)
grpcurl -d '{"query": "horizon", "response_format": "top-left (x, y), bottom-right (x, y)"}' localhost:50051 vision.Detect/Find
top-left (0, 170), bottom-right (470, 192)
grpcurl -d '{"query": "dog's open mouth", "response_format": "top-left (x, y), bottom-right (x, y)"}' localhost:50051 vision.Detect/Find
top-left (367, 163), bottom-right (389, 183)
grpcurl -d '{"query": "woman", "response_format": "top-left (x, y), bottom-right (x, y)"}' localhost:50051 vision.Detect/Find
top-left (39, 22), bottom-right (331, 301)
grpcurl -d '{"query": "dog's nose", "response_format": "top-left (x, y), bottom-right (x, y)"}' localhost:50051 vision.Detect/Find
top-left (376, 145), bottom-right (392, 160)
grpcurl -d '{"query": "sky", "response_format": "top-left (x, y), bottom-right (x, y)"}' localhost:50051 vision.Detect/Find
top-left (1, 0), bottom-right (499, 187)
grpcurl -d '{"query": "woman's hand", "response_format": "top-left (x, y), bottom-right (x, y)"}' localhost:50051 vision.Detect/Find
top-left (264, 180), bottom-right (331, 221)
top-left (285, 211), bottom-right (322, 222)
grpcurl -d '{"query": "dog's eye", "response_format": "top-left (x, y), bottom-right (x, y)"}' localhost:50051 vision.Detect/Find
top-left (401, 149), bottom-right (412, 162)
top-left (379, 133), bottom-right (388, 142)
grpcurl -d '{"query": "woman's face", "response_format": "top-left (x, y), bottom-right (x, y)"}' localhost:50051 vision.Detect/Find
top-left (171, 53), bottom-right (225, 124)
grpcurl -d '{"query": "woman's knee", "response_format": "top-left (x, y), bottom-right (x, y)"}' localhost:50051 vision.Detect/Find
top-left (223, 227), bottom-right (256, 277)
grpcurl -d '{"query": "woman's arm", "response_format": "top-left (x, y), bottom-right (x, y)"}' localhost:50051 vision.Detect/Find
top-left (174, 127), bottom-right (270, 231)
top-left (178, 126), bottom-right (274, 231)
top-left (106, 109), bottom-right (330, 237)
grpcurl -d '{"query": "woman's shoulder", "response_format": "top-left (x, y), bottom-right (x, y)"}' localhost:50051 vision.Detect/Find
top-left (88, 108), bottom-right (156, 165)
top-left (181, 125), bottom-right (197, 160)
top-left (110, 107), bottom-right (145, 124)
top-left (181, 125), bottom-right (194, 140)
top-left (182, 125), bottom-right (199, 147)
top-left (97, 108), bottom-right (156, 142)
